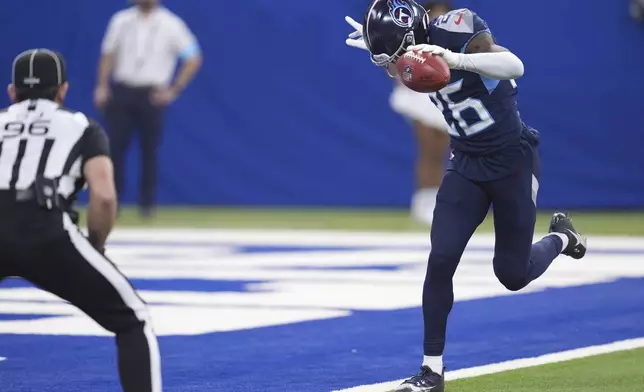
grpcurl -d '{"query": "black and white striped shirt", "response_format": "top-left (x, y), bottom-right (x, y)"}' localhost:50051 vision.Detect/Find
top-left (0, 99), bottom-right (109, 207)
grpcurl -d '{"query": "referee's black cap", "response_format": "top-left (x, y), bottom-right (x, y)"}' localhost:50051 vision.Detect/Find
top-left (12, 49), bottom-right (67, 91)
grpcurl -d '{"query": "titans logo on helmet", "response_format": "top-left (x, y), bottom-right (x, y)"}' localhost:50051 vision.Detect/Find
top-left (388, 0), bottom-right (414, 28)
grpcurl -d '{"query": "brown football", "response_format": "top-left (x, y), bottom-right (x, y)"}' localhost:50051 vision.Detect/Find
top-left (396, 51), bottom-right (451, 93)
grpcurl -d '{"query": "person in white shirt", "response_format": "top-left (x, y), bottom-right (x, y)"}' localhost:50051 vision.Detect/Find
top-left (631, 0), bottom-right (644, 21)
top-left (94, 0), bottom-right (202, 218)
top-left (390, 2), bottom-right (452, 226)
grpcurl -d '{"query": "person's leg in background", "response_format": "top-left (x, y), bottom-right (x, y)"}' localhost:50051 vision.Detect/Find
top-left (136, 90), bottom-right (164, 218)
top-left (104, 85), bottom-right (136, 208)
top-left (411, 119), bottom-right (450, 226)
top-left (408, 1), bottom-right (452, 227)
top-left (389, 82), bottom-right (450, 226)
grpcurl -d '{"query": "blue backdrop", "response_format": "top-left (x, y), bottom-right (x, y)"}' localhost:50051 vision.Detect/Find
top-left (1, 0), bottom-right (642, 209)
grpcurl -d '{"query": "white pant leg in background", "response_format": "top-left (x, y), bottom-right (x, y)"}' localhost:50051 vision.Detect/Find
top-left (390, 83), bottom-right (448, 226)
top-left (389, 82), bottom-right (448, 132)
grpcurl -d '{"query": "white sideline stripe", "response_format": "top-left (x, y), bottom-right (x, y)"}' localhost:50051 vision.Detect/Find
top-left (333, 337), bottom-right (644, 392)
top-left (108, 229), bottom-right (644, 251)
top-left (63, 214), bottom-right (163, 392)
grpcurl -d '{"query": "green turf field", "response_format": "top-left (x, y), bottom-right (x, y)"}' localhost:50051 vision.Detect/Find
top-left (101, 207), bottom-right (644, 236)
top-left (448, 347), bottom-right (644, 392)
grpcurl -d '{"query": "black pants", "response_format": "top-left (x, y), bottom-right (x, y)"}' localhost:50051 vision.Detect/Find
top-left (0, 213), bottom-right (162, 392)
top-left (422, 137), bottom-right (563, 356)
top-left (105, 83), bottom-right (164, 210)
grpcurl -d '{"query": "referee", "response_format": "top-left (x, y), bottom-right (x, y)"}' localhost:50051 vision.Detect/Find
top-left (0, 49), bottom-right (162, 392)
top-left (94, 0), bottom-right (202, 217)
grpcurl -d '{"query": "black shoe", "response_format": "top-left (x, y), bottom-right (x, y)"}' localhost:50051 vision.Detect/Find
top-left (549, 212), bottom-right (587, 259)
top-left (393, 366), bottom-right (444, 392)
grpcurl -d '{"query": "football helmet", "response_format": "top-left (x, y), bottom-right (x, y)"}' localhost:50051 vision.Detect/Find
top-left (363, 0), bottom-right (431, 67)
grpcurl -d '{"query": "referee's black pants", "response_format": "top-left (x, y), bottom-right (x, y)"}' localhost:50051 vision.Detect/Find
top-left (105, 83), bottom-right (164, 213)
top-left (0, 212), bottom-right (162, 392)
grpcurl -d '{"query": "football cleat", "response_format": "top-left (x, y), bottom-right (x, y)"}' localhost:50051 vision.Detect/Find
top-left (392, 366), bottom-right (444, 392)
top-left (549, 212), bottom-right (587, 259)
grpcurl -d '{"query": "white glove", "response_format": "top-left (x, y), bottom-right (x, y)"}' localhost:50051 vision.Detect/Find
top-left (345, 16), bottom-right (369, 52)
top-left (406, 44), bottom-right (463, 69)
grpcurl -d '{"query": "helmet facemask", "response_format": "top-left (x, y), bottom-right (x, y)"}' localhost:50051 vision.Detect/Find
top-left (369, 31), bottom-right (416, 68)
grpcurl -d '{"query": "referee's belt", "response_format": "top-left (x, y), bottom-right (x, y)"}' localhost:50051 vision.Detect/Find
top-left (0, 189), bottom-right (37, 202)
top-left (0, 188), bottom-right (78, 224)
top-left (0, 178), bottom-right (62, 209)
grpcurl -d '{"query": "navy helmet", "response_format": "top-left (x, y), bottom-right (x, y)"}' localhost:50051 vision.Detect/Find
top-left (363, 0), bottom-right (431, 67)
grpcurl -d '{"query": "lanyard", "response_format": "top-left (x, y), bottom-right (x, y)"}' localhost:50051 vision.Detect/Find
top-left (124, 18), bottom-right (160, 72)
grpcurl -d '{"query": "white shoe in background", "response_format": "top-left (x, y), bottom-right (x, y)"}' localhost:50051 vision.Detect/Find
top-left (411, 188), bottom-right (438, 226)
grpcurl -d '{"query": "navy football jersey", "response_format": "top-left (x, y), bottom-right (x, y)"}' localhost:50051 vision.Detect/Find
top-left (426, 9), bottom-right (534, 180)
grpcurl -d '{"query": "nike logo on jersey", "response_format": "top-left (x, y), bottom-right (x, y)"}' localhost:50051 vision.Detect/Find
top-left (433, 8), bottom-right (474, 34)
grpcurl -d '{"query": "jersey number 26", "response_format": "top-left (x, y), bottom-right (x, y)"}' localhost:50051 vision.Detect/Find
top-left (429, 79), bottom-right (495, 138)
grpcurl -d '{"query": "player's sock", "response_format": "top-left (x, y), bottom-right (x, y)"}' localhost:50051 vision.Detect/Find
top-left (411, 188), bottom-right (439, 225)
top-left (422, 355), bottom-right (444, 372)
top-left (546, 232), bottom-right (569, 254)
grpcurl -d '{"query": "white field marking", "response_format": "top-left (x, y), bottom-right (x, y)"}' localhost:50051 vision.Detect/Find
top-left (0, 357), bottom-right (5, 361)
top-left (2, 231), bottom-right (644, 336)
top-left (333, 337), bottom-right (644, 392)
top-left (107, 229), bottom-right (644, 250)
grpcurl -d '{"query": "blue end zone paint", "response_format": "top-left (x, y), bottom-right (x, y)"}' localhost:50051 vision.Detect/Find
top-left (0, 314), bottom-right (57, 321)
top-left (240, 245), bottom-right (372, 254)
top-left (1, 278), bottom-right (643, 391)
top-left (289, 265), bottom-right (403, 272)
top-left (0, 278), bottom-right (264, 293)
top-left (0, 279), bottom-right (31, 288)
top-left (129, 279), bottom-right (265, 292)
top-left (109, 241), bottom-right (372, 254)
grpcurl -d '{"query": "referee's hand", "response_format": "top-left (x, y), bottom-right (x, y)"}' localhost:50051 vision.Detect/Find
top-left (94, 85), bottom-right (111, 109)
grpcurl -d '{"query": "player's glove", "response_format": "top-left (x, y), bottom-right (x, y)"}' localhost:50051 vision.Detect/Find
top-left (406, 44), bottom-right (463, 69)
top-left (345, 16), bottom-right (369, 52)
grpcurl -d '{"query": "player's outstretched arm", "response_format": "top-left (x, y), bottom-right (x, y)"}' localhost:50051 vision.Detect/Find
top-left (344, 16), bottom-right (400, 78)
top-left (345, 16), bottom-right (369, 51)
top-left (460, 32), bottom-right (524, 79)
top-left (408, 32), bottom-right (524, 80)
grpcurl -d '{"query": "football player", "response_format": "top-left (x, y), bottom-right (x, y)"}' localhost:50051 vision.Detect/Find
top-left (345, 1), bottom-right (588, 391)
top-left (389, 2), bottom-right (451, 226)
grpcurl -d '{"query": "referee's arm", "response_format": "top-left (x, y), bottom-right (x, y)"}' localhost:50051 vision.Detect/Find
top-left (82, 121), bottom-right (117, 252)
top-left (94, 13), bottom-right (120, 108)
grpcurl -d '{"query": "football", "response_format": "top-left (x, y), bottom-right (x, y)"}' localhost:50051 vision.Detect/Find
top-left (396, 51), bottom-right (450, 93)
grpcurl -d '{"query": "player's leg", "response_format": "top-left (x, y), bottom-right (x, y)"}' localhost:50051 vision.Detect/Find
top-left (410, 120), bottom-right (450, 226)
top-left (488, 140), bottom-right (586, 291)
top-left (136, 95), bottom-right (164, 218)
top-left (104, 85), bottom-right (136, 206)
top-left (424, 171), bottom-right (490, 360)
top-left (15, 217), bottom-right (162, 392)
top-left (396, 170), bottom-right (490, 392)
